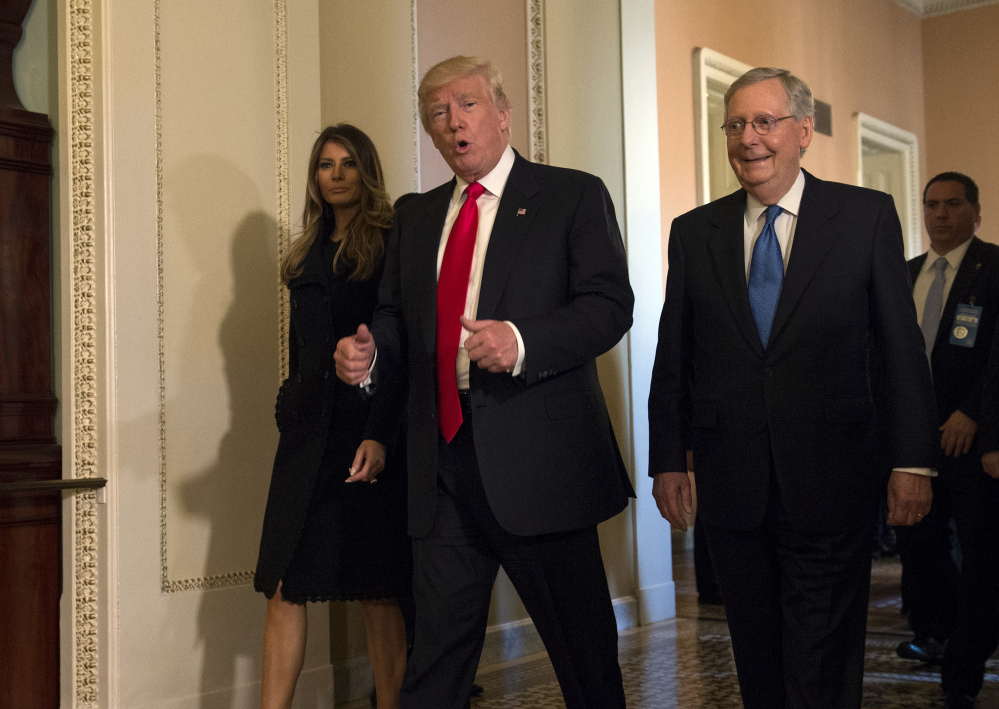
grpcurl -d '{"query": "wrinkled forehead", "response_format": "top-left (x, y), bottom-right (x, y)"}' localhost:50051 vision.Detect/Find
top-left (726, 80), bottom-right (791, 119)
top-left (429, 75), bottom-right (492, 107)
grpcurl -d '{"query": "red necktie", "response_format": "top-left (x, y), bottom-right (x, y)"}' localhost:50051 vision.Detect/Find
top-left (436, 182), bottom-right (485, 442)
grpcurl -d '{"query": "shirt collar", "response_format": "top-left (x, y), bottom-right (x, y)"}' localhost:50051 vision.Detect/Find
top-left (452, 144), bottom-right (516, 204)
top-left (927, 236), bottom-right (974, 272)
top-left (745, 169), bottom-right (806, 228)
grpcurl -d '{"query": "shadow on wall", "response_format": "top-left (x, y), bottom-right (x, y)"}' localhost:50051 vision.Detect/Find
top-left (181, 210), bottom-right (280, 707)
top-left (154, 153), bottom-right (288, 706)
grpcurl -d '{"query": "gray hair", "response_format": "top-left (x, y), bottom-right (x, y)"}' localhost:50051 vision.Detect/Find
top-left (724, 67), bottom-right (814, 121)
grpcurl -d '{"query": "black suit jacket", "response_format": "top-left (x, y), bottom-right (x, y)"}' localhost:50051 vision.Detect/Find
top-left (649, 170), bottom-right (937, 533)
top-left (372, 151), bottom-right (636, 538)
top-left (979, 326), bottom-right (999, 453)
top-left (909, 237), bottom-right (999, 442)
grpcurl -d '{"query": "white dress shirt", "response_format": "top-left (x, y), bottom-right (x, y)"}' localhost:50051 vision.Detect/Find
top-left (437, 144), bottom-right (525, 390)
top-left (743, 170), bottom-right (806, 280)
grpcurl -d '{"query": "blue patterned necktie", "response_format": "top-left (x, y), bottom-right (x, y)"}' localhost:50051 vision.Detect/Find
top-left (748, 204), bottom-right (784, 347)
top-left (920, 256), bottom-right (948, 356)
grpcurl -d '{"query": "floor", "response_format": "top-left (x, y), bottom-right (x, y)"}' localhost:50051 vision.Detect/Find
top-left (459, 544), bottom-right (999, 709)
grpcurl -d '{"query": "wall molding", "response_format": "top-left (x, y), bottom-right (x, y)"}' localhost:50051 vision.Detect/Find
top-left (526, 0), bottom-right (547, 165)
top-left (68, 0), bottom-right (101, 702)
top-left (692, 47), bottom-right (752, 206)
top-left (156, 0), bottom-right (291, 594)
top-left (410, 0), bottom-right (420, 190)
top-left (893, 0), bottom-right (999, 17)
top-left (855, 112), bottom-right (922, 258)
top-left (275, 0), bottom-right (291, 382)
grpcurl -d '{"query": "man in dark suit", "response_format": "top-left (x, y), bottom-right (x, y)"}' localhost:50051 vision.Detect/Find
top-left (335, 56), bottom-right (634, 709)
top-left (648, 67), bottom-right (937, 709)
top-left (893, 173), bottom-right (999, 709)
top-left (949, 333), bottom-right (999, 709)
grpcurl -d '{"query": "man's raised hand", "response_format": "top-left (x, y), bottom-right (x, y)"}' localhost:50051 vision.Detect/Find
top-left (334, 324), bottom-right (375, 385)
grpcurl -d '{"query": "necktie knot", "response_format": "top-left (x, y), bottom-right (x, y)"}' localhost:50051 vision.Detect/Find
top-left (932, 256), bottom-right (948, 274)
top-left (466, 182), bottom-right (485, 201)
top-left (764, 203), bottom-right (783, 228)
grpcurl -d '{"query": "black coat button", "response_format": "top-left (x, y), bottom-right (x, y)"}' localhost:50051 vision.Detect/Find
top-left (764, 368), bottom-right (774, 378)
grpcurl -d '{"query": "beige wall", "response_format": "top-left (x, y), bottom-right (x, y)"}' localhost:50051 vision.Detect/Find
top-left (320, 0), bottom-right (419, 202)
top-left (923, 3), bottom-right (999, 243)
top-left (655, 0), bottom-right (928, 272)
top-left (545, 0), bottom-right (634, 602)
top-left (415, 0), bottom-right (530, 191)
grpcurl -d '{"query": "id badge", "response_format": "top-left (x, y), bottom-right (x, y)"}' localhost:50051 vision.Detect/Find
top-left (949, 304), bottom-right (982, 347)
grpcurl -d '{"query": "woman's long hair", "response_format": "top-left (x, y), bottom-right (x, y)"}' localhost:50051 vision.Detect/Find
top-left (280, 124), bottom-right (393, 284)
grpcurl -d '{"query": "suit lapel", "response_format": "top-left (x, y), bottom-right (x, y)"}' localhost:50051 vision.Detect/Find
top-left (412, 182), bottom-right (454, 355)
top-left (768, 172), bottom-right (841, 346)
top-left (909, 253), bottom-right (927, 290)
top-left (935, 237), bottom-right (988, 349)
top-left (476, 154), bottom-right (541, 320)
top-left (706, 191), bottom-right (765, 357)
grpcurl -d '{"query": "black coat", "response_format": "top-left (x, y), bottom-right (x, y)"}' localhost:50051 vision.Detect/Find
top-left (254, 233), bottom-right (403, 597)
top-left (649, 170), bottom-right (938, 533)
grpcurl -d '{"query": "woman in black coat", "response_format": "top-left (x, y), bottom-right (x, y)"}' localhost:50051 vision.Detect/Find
top-left (255, 124), bottom-right (410, 709)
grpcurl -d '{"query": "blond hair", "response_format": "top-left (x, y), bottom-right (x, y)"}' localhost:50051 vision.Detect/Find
top-left (417, 56), bottom-right (509, 132)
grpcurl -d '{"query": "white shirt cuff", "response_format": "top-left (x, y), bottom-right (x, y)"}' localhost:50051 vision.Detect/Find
top-left (359, 348), bottom-right (377, 390)
top-left (893, 467), bottom-right (937, 477)
top-left (504, 321), bottom-right (526, 377)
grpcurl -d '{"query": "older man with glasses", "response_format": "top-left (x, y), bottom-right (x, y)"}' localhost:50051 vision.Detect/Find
top-left (649, 67), bottom-right (937, 709)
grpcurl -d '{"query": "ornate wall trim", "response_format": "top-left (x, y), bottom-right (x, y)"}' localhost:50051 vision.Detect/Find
top-left (275, 0), bottom-right (291, 381)
top-left (893, 0), bottom-right (999, 16)
top-left (410, 0), bottom-right (420, 190)
top-left (69, 0), bottom-right (101, 702)
top-left (157, 0), bottom-right (290, 594)
top-left (526, 0), bottom-right (547, 165)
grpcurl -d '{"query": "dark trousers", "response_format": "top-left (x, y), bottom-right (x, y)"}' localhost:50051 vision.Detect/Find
top-left (693, 516), bottom-right (720, 598)
top-left (398, 410), bottom-right (626, 709)
top-left (894, 472), bottom-right (969, 642)
top-left (703, 476), bottom-right (873, 709)
top-left (941, 475), bottom-right (999, 697)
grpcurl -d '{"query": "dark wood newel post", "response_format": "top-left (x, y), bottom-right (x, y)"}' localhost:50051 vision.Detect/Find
top-left (0, 1), bottom-right (62, 707)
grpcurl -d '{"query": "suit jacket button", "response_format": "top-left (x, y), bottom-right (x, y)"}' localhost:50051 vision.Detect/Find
top-left (758, 423), bottom-right (767, 432)
top-left (764, 367), bottom-right (774, 378)
top-left (323, 371), bottom-right (329, 380)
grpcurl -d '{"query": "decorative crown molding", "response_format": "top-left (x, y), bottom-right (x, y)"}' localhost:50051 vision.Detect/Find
top-left (893, 0), bottom-right (999, 17)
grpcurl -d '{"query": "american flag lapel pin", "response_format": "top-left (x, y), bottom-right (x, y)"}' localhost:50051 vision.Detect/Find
top-left (517, 208), bottom-right (527, 216)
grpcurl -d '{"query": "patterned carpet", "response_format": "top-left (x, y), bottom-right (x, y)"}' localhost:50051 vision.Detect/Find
top-left (467, 553), bottom-right (999, 709)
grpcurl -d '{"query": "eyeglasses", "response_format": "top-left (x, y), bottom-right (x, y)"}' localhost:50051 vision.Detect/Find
top-left (720, 115), bottom-right (794, 137)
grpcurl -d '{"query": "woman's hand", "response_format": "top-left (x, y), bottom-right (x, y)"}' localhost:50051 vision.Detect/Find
top-left (345, 439), bottom-right (386, 483)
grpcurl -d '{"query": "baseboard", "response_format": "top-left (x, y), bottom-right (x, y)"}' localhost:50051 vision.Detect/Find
top-left (638, 581), bottom-right (676, 625)
top-left (332, 594), bottom-right (651, 705)
top-left (332, 654), bottom-right (373, 706)
top-left (137, 663), bottom-right (333, 709)
top-left (477, 594), bottom-right (640, 669)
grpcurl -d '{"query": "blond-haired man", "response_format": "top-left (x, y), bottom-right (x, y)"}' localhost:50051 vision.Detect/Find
top-left (336, 56), bottom-right (634, 708)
